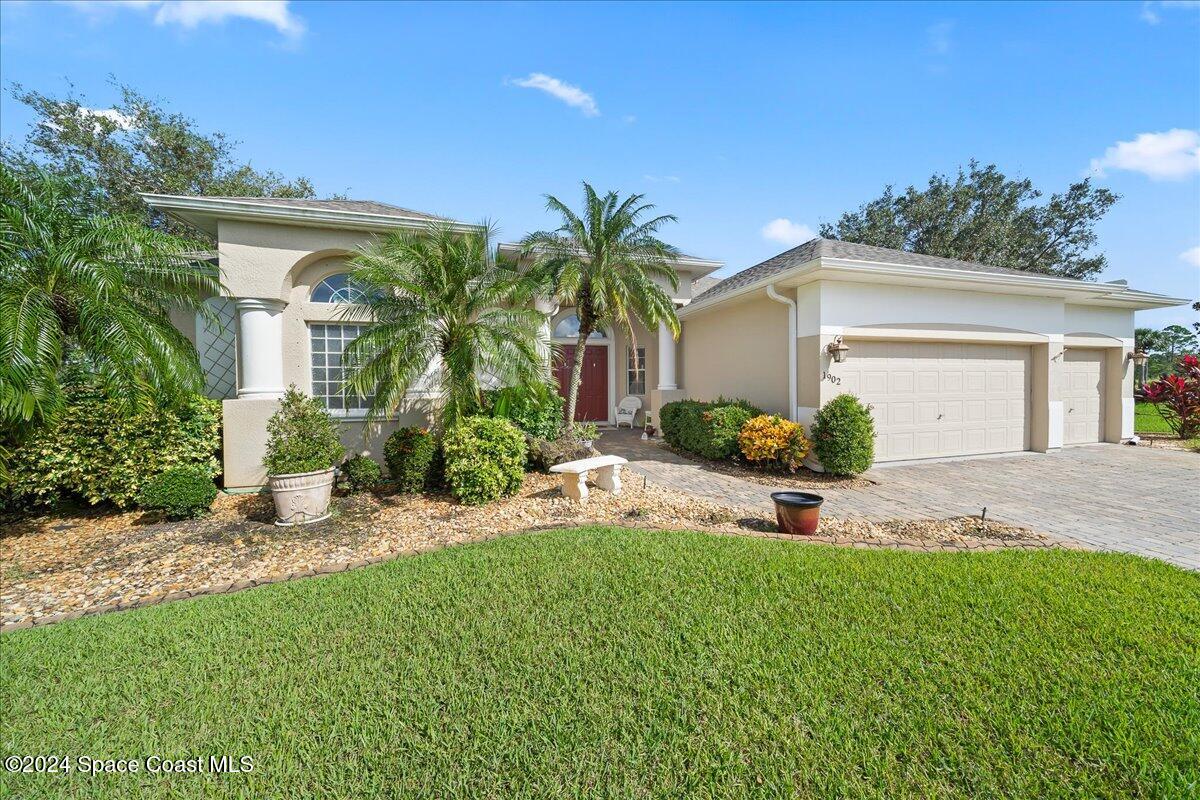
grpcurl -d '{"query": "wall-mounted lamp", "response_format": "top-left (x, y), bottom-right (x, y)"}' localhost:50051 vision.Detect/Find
top-left (1128, 350), bottom-right (1150, 367)
top-left (825, 336), bottom-right (850, 363)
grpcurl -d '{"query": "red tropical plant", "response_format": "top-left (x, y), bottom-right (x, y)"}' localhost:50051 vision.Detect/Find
top-left (1139, 354), bottom-right (1200, 439)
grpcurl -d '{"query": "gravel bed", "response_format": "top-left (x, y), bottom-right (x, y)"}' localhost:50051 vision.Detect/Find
top-left (2, 473), bottom-right (1061, 628)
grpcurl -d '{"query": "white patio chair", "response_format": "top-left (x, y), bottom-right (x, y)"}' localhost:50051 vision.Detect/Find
top-left (615, 396), bottom-right (642, 428)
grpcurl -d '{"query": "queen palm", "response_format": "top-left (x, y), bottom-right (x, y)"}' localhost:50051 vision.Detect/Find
top-left (0, 164), bottom-right (220, 439)
top-left (522, 183), bottom-right (681, 430)
top-left (341, 221), bottom-right (547, 429)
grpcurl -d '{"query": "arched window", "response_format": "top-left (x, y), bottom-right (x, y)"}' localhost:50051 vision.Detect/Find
top-left (310, 272), bottom-right (373, 303)
top-left (552, 314), bottom-right (606, 340)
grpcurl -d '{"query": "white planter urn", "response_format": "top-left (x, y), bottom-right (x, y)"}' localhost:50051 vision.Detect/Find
top-left (269, 467), bottom-right (336, 526)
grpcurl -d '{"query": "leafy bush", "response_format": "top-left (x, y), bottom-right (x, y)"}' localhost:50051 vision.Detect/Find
top-left (739, 415), bottom-right (811, 472)
top-left (811, 394), bottom-right (876, 476)
top-left (482, 382), bottom-right (564, 440)
top-left (1139, 354), bottom-right (1199, 439)
top-left (263, 387), bottom-right (345, 476)
top-left (2, 387), bottom-right (221, 510)
top-left (442, 417), bottom-right (526, 505)
top-left (383, 427), bottom-right (440, 493)
top-left (136, 467), bottom-right (218, 520)
top-left (660, 398), bottom-right (763, 460)
top-left (341, 454), bottom-right (383, 493)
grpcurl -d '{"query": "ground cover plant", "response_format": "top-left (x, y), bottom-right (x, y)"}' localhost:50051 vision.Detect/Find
top-left (2, 527), bottom-right (1197, 799)
top-left (1135, 400), bottom-right (1174, 434)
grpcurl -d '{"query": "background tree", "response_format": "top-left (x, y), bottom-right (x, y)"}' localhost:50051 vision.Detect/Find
top-left (0, 165), bottom-right (221, 442)
top-left (341, 222), bottom-right (547, 429)
top-left (1135, 327), bottom-right (1166, 386)
top-left (3, 80), bottom-right (328, 236)
top-left (522, 183), bottom-right (681, 430)
top-left (820, 161), bottom-right (1118, 280)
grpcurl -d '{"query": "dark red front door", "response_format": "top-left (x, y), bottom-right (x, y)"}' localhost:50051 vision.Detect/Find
top-left (555, 345), bottom-right (608, 421)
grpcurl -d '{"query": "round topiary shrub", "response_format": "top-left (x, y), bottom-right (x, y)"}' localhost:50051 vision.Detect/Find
top-left (442, 416), bottom-right (526, 505)
top-left (341, 454), bottom-right (383, 493)
top-left (384, 427), bottom-right (439, 493)
top-left (136, 467), bottom-right (219, 520)
top-left (811, 394), bottom-right (876, 476)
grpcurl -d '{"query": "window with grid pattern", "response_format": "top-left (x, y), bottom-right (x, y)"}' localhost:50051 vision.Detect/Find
top-left (627, 346), bottom-right (646, 395)
top-left (309, 323), bottom-right (374, 413)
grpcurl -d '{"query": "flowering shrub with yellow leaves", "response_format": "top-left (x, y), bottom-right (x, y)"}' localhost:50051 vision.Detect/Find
top-left (738, 414), bottom-right (811, 472)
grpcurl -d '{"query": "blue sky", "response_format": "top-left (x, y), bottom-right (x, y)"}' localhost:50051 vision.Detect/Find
top-left (2, 0), bottom-right (1197, 327)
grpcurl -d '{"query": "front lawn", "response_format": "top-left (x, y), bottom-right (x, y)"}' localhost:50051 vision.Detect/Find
top-left (1135, 400), bottom-right (1175, 434)
top-left (2, 528), bottom-right (1197, 798)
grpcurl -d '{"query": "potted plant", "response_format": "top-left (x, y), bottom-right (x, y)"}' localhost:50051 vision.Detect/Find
top-left (642, 413), bottom-right (657, 440)
top-left (575, 421), bottom-right (600, 450)
top-left (263, 387), bottom-right (345, 526)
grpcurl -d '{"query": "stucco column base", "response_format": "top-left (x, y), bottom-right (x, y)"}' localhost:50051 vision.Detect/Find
top-left (650, 388), bottom-right (686, 418)
top-left (222, 397), bottom-right (281, 489)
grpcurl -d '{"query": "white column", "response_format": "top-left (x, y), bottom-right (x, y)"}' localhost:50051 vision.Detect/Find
top-left (534, 297), bottom-right (559, 375)
top-left (235, 298), bottom-right (287, 399)
top-left (657, 321), bottom-right (677, 390)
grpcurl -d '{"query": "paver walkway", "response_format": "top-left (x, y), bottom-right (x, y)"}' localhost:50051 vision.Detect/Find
top-left (600, 430), bottom-right (1200, 571)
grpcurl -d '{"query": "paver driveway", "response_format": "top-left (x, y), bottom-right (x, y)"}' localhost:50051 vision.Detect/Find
top-left (601, 431), bottom-right (1199, 571)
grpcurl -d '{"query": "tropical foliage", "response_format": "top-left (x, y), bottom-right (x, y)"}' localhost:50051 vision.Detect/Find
top-left (481, 381), bottom-right (564, 440)
top-left (739, 414), bottom-right (811, 472)
top-left (821, 161), bottom-right (1117, 280)
top-left (0, 165), bottom-right (220, 441)
top-left (522, 183), bottom-right (681, 429)
top-left (383, 427), bottom-right (439, 493)
top-left (342, 222), bottom-right (547, 429)
top-left (1139, 354), bottom-right (1200, 440)
top-left (263, 387), bottom-right (345, 476)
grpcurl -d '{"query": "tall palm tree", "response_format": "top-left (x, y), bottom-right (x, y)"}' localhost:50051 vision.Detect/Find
top-left (341, 221), bottom-right (547, 429)
top-left (0, 164), bottom-right (220, 439)
top-left (522, 182), bottom-right (681, 430)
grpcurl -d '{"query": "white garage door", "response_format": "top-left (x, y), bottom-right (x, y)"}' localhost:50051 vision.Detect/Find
top-left (837, 341), bottom-right (1031, 462)
top-left (1062, 349), bottom-right (1104, 445)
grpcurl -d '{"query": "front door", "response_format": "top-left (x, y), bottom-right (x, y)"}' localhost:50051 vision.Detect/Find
top-left (555, 344), bottom-right (609, 421)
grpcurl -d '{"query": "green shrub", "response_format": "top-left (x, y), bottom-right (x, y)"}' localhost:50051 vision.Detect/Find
top-left (811, 394), bottom-right (876, 476)
top-left (136, 467), bottom-right (218, 520)
top-left (442, 417), bottom-right (526, 505)
top-left (3, 387), bottom-right (221, 510)
top-left (383, 427), bottom-right (439, 493)
top-left (481, 382), bottom-right (564, 440)
top-left (341, 454), bottom-right (383, 493)
top-left (660, 398), bottom-right (764, 460)
top-left (263, 387), bottom-right (345, 476)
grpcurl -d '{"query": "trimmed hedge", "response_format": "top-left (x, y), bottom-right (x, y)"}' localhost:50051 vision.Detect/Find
top-left (383, 427), bottom-right (440, 493)
top-left (136, 467), bottom-right (218, 520)
top-left (811, 394), bottom-right (876, 476)
top-left (660, 398), bottom-right (764, 460)
top-left (3, 388), bottom-right (221, 510)
top-left (341, 454), bottom-right (383, 493)
top-left (442, 417), bottom-right (526, 505)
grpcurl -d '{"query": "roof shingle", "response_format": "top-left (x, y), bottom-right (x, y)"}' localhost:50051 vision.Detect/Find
top-left (199, 197), bottom-right (447, 221)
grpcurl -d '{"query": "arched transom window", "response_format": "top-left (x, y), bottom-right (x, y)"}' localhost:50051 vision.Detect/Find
top-left (552, 314), bottom-right (606, 340)
top-left (310, 272), bottom-right (373, 304)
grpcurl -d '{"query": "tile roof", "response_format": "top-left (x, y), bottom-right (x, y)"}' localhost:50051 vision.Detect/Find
top-left (694, 238), bottom-right (1046, 303)
top-left (200, 197), bottom-right (447, 221)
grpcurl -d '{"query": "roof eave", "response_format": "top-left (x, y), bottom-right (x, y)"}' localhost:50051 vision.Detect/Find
top-left (496, 241), bottom-right (722, 275)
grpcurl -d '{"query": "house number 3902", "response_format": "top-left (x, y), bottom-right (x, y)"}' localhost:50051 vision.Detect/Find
top-left (821, 372), bottom-right (841, 385)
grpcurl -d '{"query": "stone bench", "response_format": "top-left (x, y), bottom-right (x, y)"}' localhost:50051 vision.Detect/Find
top-left (549, 455), bottom-right (628, 502)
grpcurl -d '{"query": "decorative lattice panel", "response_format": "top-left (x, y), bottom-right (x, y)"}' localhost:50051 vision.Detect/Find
top-left (197, 298), bottom-right (237, 399)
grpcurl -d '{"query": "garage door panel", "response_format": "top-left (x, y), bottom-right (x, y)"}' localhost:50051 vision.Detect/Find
top-left (835, 340), bottom-right (1031, 462)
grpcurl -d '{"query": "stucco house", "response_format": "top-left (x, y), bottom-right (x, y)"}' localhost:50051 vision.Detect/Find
top-left (144, 194), bottom-right (1187, 487)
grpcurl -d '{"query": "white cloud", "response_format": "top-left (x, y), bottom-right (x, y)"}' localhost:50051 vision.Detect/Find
top-left (643, 175), bottom-right (680, 184)
top-left (1088, 129), bottom-right (1200, 180)
top-left (82, 107), bottom-right (136, 130)
top-left (1181, 246), bottom-right (1200, 267)
top-left (1140, 1), bottom-right (1200, 24)
top-left (508, 73), bottom-right (599, 117)
top-left (63, 1), bottom-right (304, 39)
top-left (761, 218), bottom-right (816, 247)
top-left (927, 20), bottom-right (954, 55)
top-left (622, 114), bottom-right (637, 125)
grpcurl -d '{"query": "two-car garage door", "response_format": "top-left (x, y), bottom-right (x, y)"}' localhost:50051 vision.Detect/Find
top-left (836, 341), bottom-right (1031, 462)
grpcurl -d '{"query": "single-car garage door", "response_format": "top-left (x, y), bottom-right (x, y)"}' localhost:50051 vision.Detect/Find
top-left (837, 341), bottom-right (1031, 462)
top-left (1062, 349), bottom-right (1104, 445)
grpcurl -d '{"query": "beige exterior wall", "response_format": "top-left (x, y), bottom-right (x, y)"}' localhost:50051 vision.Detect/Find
top-left (679, 294), bottom-right (790, 416)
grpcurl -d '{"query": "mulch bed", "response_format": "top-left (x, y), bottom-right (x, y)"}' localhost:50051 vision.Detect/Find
top-left (1131, 433), bottom-right (1199, 453)
top-left (2, 473), bottom-right (1064, 630)
top-left (656, 440), bottom-right (876, 489)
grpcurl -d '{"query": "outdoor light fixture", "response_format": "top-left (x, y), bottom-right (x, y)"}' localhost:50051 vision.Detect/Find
top-left (826, 336), bottom-right (850, 363)
top-left (1128, 350), bottom-right (1150, 367)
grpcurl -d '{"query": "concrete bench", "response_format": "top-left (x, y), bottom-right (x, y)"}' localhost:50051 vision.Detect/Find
top-left (549, 455), bottom-right (628, 502)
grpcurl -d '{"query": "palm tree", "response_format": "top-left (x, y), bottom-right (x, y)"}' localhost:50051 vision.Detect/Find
top-left (341, 221), bottom-right (547, 429)
top-left (0, 164), bottom-right (220, 439)
top-left (522, 182), bottom-right (681, 430)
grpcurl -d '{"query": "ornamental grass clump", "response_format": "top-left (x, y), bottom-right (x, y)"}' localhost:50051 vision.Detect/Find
top-left (738, 414), bottom-right (811, 472)
top-left (263, 387), bottom-right (345, 476)
top-left (811, 394), bottom-right (876, 476)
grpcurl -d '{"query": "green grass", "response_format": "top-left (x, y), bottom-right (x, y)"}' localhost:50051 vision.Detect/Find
top-left (2, 528), bottom-right (1198, 799)
top-left (1135, 400), bottom-right (1175, 434)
